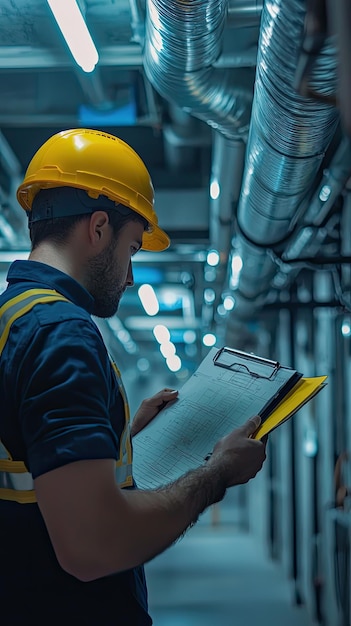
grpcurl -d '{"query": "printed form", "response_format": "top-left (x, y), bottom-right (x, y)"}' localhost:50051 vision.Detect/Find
top-left (132, 347), bottom-right (296, 490)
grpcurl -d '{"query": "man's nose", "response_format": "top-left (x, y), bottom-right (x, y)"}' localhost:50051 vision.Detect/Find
top-left (126, 261), bottom-right (134, 287)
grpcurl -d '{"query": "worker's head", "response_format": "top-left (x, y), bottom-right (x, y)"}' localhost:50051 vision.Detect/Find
top-left (16, 129), bottom-right (170, 317)
top-left (16, 128), bottom-right (170, 252)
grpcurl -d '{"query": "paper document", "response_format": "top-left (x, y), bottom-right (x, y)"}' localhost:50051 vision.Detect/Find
top-left (132, 346), bottom-right (327, 490)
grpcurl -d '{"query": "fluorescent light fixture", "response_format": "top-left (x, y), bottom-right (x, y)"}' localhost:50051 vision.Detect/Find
top-left (166, 355), bottom-right (182, 372)
top-left (47, 0), bottom-right (99, 73)
top-left (207, 250), bottom-right (220, 267)
top-left (204, 288), bottom-right (216, 304)
top-left (230, 254), bottom-right (243, 289)
top-left (202, 333), bottom-right (216, 347)
top-left (341, 320), bottom-right (351, 337)
top-left (160, 342), bottom-right (176, 358)
top-left (223, 295), bottom-right (235, 311)
top-left (138, 284), bottom-right (159, 316)
top-left (319, 184), bottom-right (331, 202)
top-left (153, 324), bottom-right (170, 343)
top-left (210, 179), bottom-right (220, 200)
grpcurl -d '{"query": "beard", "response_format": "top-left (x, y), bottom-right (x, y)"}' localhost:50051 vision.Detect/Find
top-left (86, 239), bottom-right (125, 318)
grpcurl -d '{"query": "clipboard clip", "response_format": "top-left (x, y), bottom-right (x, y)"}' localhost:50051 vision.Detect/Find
top-left (213, 347), bottom-right (280, 381)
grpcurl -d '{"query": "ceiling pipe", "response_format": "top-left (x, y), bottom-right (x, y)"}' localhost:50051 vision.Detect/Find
top-left (225, 0), bottom-right (340, 346)
top-left (143, 0), bottom-right (256, 274)
top-left (269, 136), bottom-right (351, 291)
top-left (143, 0), bottom-right (256, 276)
top-left (144, 0), bottom-right (254, 140)
top-left (143, 0), bottom-right (342, 350)
top-left (209, 132), bottom-right (245, 258)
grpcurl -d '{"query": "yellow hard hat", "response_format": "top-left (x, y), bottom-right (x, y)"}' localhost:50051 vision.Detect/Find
top-left (16, 128), bottom-right (170, 251)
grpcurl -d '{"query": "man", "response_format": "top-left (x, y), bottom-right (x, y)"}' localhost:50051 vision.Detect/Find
top-left (0, 128), bottom-right (266, 625)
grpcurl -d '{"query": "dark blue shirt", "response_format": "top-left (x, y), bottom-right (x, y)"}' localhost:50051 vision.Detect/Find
top-left (0, 260), bottom-right (152, 626)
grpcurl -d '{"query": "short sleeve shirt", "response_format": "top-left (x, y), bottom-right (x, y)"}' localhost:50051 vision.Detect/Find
top-left (0, 260), bottom-right (152, 626)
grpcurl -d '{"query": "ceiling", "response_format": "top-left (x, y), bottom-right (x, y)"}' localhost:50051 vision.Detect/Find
top-left (0, 0), bottom-right (349, 379)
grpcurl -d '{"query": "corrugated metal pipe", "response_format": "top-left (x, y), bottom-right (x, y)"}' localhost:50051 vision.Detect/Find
top-left (226, 0), bottom-right (340, 344)
top-left (144, 0), bottom-right (253, 139)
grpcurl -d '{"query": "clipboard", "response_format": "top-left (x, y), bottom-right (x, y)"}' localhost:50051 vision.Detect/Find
top-left (213, 346), bottom-right (281, 380)
top-left (212, 346), bottom-right (303, 422)
top-left (132, 346), bottom-right (327, 490)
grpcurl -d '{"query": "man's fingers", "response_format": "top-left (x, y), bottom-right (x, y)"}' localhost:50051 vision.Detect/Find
top-left (242, 415), bottom-right (261, 436)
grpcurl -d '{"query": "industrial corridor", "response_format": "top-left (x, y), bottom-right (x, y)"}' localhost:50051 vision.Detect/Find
top-left (145, 498), bottom-right (310, 626)
top-left (1, 2), bottom-right (351, 626)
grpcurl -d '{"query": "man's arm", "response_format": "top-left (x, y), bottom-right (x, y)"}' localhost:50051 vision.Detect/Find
top-left (34, 415), bottom-right (266, 582)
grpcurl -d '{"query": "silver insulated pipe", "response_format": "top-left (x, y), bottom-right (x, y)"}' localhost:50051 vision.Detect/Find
top-left (227, 0), bottom-right (340, 341)
top-left (144, 0), bottom-right (341, 348)
top-left (144, 0), bottom-right (253, 138)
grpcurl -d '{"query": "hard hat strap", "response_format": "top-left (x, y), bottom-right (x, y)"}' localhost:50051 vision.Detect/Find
top-left (29, 187), bottom-right (132, 225)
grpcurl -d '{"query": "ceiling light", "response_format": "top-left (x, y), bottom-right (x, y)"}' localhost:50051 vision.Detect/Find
top-left (166, 355), bottom-right (182, 372)
top-left (47, 0), bottom-right (99, 73)
top-left (202, 333), bottom-right (217, 347)
top-left (204, 288), bottom-right (216, 304)
top-left (160, 342), bottom-right (176, 358)
top-left (223, 295), bottom-right (235, 311)
top-left (206, 250), bottom-right (220, 266)
top-left (210, 179), bottom-right (220, 200)
top-left (319, 184), bottom-right (331, 202)
top-left (153, 324), bottom-right (170, 343)
top-left (230, 254), bottom-right (243, 288)
top-left (341, 320), bottom-right (351, 337)
top-left (138, 284), bottom-right (159, 316)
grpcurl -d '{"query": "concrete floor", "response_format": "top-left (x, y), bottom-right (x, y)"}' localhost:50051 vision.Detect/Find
top-left (145, 510), bottom-right (312, 626)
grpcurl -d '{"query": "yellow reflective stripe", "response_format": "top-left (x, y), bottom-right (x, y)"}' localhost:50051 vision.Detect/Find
top-left (0, 291), bottom-right (133, 499)
top-left (0, 289), bottom-right (70, 356)
top-left (119, 475), bottom-right (133, 488)
top-left (0, 288), bottom-right (60, 317)
top-left (0, 487), bottom-right (36, 504)
top-left (0, 290), bottom-right (70, 502)
top-left (0, 459), bottom-right (28, 473)
top-left (110, 358), bottom-right (133, 486)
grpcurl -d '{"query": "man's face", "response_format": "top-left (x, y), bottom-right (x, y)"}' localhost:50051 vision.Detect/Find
top-left (87, 220), bottom-right (144, 318)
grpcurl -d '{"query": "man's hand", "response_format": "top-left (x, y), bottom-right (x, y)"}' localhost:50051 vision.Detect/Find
top-left (207, 415), bottom-right (266, 488)
top-left (130, 388), bottom-right (178, 437)
top-left (35, 414), bottom-right (265, 582)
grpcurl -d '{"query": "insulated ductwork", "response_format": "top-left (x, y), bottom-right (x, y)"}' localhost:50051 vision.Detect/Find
top-left (144, 0), bottom-right (253, 139)
top-left (227, 0), bottom-right (340, 345)
top-left (144, 0), bottom-right (341, 350)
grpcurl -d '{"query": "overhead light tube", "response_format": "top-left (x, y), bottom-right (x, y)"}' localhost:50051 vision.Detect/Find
top-left (47, 0), bottom-right (99, 73)
top-left (138, 284), bottom-right (159, 316)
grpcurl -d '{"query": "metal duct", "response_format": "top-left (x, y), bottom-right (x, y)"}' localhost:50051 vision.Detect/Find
top-left (237, 0), bottom-right (339, 244)
top-left (226, 0), bottom-right (340, 342)
top-left (144, 0), bottom-right (341, 350)
top-left (270, 136), bottom-right (351, 292)
top-left (209, 132), bottom-right (245, 256)
top-left (144, 0), bottom-right (254, 139)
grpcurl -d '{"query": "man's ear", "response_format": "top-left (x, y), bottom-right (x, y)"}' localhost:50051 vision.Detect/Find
top-left (88, 211), bottom-right (110, 246)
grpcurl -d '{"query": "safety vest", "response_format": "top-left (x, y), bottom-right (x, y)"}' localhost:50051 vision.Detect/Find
top-left (0, 288), bottom-right (133, 504)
